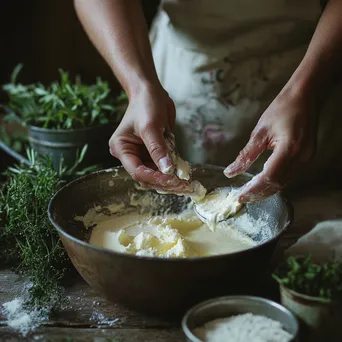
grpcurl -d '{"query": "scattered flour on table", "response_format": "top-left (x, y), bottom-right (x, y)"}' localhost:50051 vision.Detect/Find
top-left (194, 313), bottom-right (293, 342)
top-left (2, 284), bottom-right (122, 336)
top-left (1, 297), bottom-right (48, 337)
top-left (90, 311), bottom-right (120, 326)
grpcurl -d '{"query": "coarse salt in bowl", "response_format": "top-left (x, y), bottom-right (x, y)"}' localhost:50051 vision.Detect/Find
top-left (182, 296), bottom-right (299, 342)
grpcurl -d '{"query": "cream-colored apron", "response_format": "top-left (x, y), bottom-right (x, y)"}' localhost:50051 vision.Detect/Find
top-left (150, 0), bottom-right (342, 183)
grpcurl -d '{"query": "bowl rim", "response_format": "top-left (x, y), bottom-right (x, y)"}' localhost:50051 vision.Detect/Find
top-left (48, 165), bottom-right (294, 263)
top-left (181, 295), bottom-right (299, 342)
top-left (279, 283), bottom-right (335, 304)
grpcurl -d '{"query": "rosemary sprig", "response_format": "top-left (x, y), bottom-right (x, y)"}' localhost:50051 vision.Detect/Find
top-left (2, 64), bottom-right (127, 130)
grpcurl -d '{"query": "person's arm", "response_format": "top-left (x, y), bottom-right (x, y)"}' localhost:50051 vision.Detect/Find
top-left (74, 0), bottom-right (158, 96)
top-left (225, 0), bottom-right (342, 202)
top-left (74, 0), bottom-right (192, 193)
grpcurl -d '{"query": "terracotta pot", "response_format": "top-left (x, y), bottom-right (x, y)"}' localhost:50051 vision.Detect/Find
top-left (280, 285), bottom-right (342, 342)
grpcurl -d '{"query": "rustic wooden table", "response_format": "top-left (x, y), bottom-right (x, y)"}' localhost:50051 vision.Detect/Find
top-left (2, 186), bottom-right (342, 342)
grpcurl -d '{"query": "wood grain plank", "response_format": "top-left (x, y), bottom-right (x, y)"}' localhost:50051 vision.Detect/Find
top-left (0, 327), bottom-right (184, 342)
top-left (272, 188), bottom-right (342, 263)
top-left (0, 270), bottom-right (177, 329)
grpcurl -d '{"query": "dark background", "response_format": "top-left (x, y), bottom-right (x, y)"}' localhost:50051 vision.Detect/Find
top-left (0, 0), bottom-right (160, 102)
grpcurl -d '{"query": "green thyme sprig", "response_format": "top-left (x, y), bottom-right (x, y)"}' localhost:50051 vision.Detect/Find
top-left (0, 148), bottom-right (99, 308)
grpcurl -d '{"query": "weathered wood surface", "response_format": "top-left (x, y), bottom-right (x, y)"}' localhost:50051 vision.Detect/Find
top-left (282, 187), bottom-right (342, 245)
top-left (2, 186), bottom-right (342, 341)
top-left (0, 270), bottom-right (176, 329)
top-left (0, 327), bottom-right (184, 342)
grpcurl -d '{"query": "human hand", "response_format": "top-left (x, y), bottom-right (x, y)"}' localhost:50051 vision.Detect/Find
top-left (224, 89), bottom-right (318, 202)
top-left (109, 86), bottom-right (194, 193)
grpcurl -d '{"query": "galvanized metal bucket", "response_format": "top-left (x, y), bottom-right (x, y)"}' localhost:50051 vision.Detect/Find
top-left (280, 284), bottom-right (342, 342)
top-left (28, 124), bottom-right (117, 170)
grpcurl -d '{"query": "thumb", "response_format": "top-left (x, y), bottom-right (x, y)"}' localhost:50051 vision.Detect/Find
top-left (140, 123), bottom-right (175, 175)
top-left (166, 97), bottom-right (176, 130)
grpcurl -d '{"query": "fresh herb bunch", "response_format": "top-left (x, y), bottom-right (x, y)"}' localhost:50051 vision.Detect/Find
top-left (2, 64), bottom-right (127, 129)
top-left (0, 148), bottom-right (97, 308)
top-left (273, 255), bottom-right (342, 300)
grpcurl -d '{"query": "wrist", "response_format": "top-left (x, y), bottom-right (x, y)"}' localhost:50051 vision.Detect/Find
top-left (127, 81), bottom-right (168, 105)
top-left (276, 70), bottom-right (321, 119)
top-left (122, 73), bottom-right (163, 100)
top-left (283, 56), bottom-right (336, 110)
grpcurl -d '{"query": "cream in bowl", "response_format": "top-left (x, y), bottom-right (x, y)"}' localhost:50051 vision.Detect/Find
top-left (48, 166), bottom-right (292, 313)
top-left (76, 187), bottom-right (273, 258)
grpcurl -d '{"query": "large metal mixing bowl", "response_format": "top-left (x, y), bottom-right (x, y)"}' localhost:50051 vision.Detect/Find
top-left (48, 165), bottom-right (292, 315)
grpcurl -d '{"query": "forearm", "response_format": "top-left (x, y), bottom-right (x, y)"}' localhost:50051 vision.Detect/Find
top-left (284, 0), bottom-right (342, 106)
top-left (74, 0), bottom-right (161, 97)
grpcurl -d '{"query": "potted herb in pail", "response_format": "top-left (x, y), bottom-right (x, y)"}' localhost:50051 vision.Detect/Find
top-left (273, 255), bottom-right (342, 342)
top-left (2, 64), bottom-right (127, 170)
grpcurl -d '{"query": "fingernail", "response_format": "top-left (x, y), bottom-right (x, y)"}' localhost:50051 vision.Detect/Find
top-left (159, 155), bottom-right (174, 174)
top-left (224, 164), bottom-right (237, 178)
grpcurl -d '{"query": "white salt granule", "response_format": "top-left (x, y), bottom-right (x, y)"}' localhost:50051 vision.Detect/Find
top-left (90, 311), bottom-right (120, 326)
top-left (194, 313), bottom-right (293, 342)
top-left (2, 298), bottom-right (48, 337)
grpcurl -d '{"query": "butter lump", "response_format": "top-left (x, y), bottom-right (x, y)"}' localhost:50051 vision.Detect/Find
top-left (195, 188), bottom-right (243, 231)
top-left (189, 181), bottom-right (207, 202)
top-left (164, 131), bottom-right (191, 181)
top-left (114, 218), bottom-right (197, 258)
top-left (175, 157), bottom-right (191, 181)
top-left (162, 130), bottom-right (208, 201)
top-left (117, 229), bottom-right (133, 246)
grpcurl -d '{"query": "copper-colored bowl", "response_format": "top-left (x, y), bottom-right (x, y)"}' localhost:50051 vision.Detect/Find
top-left (48, 165), bottom-right (292, 315)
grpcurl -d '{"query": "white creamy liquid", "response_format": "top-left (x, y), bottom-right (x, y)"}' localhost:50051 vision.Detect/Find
top-left (85, 208), bottom-right (256, 258)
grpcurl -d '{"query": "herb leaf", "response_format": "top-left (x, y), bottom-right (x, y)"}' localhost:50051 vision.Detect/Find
top-left (0, 149), bottom-right (100, 308)
top-left (273, 255), bottom-right (342, 300)
top-left (3, 65), bottom-right (127, 130)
